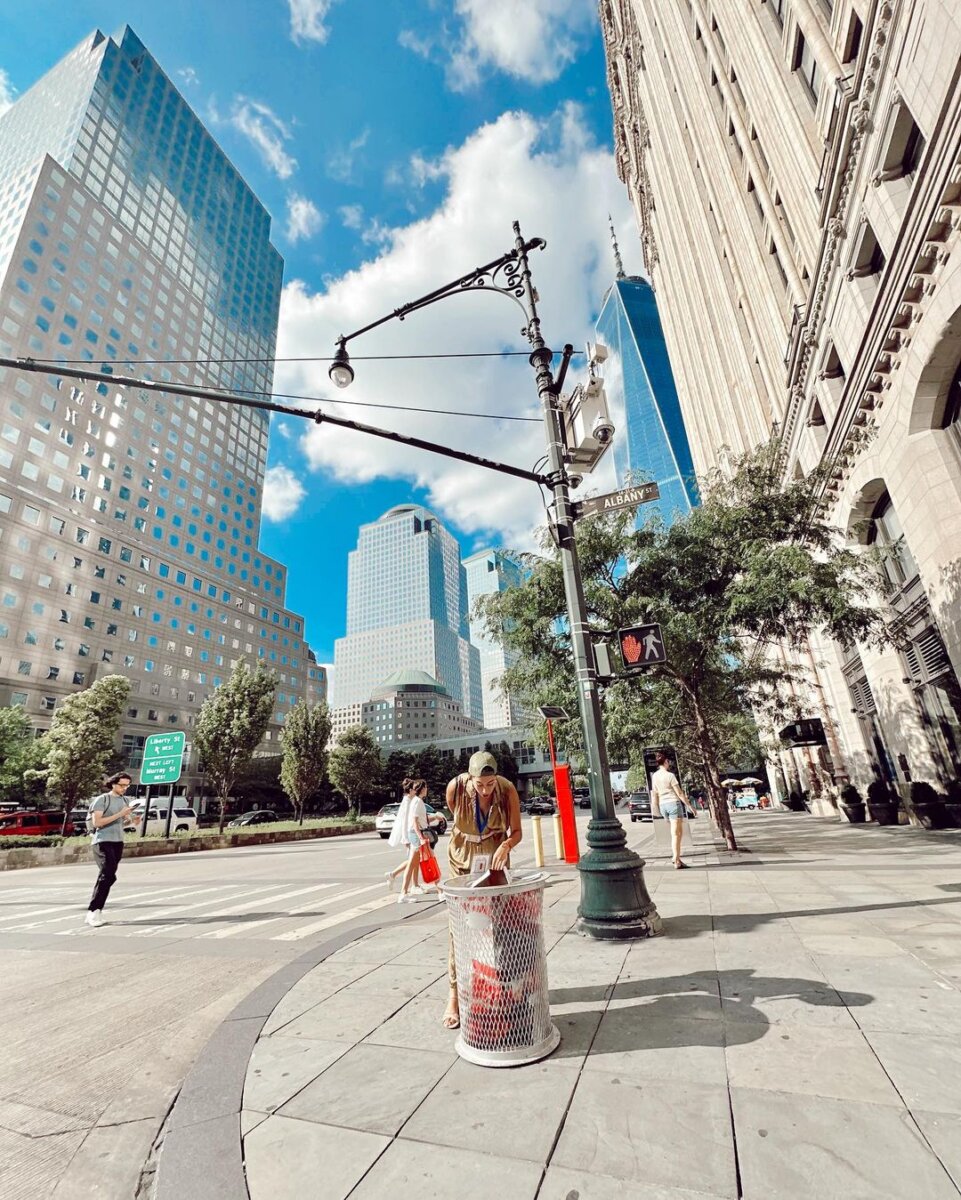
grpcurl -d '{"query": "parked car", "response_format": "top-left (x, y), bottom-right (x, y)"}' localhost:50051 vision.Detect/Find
top-left (227, 809), bottom-right (278, 828)
top-left (526, 797), bottom-right (556, 816)
top-left (733, 791), bottom-right (758, 810)
top-left (375, 802), bottom-right (448, 839)
top-left (0, 810), bottom-right (79, 836)
top-left (573, 787), bottom-right (592, 809)
top-left (628, 791), bottom-right (653, 822)
top-left (125, 805), bottom-right (198, 835)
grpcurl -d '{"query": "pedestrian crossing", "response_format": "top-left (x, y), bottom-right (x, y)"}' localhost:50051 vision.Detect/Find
top-left (0, 877), bottom-right (426, 943)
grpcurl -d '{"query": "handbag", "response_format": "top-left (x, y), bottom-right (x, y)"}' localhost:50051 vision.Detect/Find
top-left (418, 842), bottom-right (441, 885)
top-left (424, 826), bottom-right (439, 849)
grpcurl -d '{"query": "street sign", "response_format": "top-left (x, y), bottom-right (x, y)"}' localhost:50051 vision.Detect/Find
top-left (779, 718), bottom-right (827, 748)
top-left (140, 731), bottom-right (186, 785)
top-left (617, 623), bottom-right (667, 669)
top-left (573, 482), bottom-right (660, 520)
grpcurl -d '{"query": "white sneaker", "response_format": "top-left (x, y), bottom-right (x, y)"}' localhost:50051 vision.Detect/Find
top-left (397, 894), bottom-right (414, 904)
top-left (84, 910), bottom-right (105, 928)
top-left (385, 871), bottom-right (396, 893)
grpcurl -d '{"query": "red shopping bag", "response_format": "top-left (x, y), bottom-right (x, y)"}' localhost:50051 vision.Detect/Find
top-left (418, 842), bottom-right (441, 884)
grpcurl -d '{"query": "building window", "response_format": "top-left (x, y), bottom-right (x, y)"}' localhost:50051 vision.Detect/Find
top-left (766, 0), bottom-right (787, 29)
top-left (793, 31), bottom-right (821, 104)
top-left (878, 102), bottom-right (925, 182)
top-left (842, 11), bottom-right (864, 64)
top-left (868, 492), bottom-right (919, 592)
top-left (850, 223), bottom-right (885, 278)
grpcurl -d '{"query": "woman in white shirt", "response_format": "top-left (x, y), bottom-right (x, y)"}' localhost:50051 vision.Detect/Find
top-left (387, 777), bottom-right (433, 903)
top-left (650, 751), bottom-right (696, 869)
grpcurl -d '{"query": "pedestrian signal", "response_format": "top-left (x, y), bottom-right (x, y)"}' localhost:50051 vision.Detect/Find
top-left (617, 623), bottom-right (667, 669)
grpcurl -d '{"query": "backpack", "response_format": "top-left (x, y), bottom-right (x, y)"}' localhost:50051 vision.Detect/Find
top-left (86, 793), bottom-right (113, 835)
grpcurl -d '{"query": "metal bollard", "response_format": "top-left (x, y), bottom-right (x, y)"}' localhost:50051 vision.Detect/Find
top-left (530, 814), bottom-right (545, 868)
top-left (552, 813), bottom-right (564, 860)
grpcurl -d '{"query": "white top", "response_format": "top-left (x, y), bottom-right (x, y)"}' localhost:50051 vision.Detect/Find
top-left (388, 795), bottom-right (411, 848)
top-left (651, 768), bottom-right (686, 805)
top-left (408, 795), bottom-right (427, 836)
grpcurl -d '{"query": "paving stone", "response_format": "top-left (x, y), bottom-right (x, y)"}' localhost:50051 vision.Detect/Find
top-left (336, 962), bottom-right (444, 999)
top-left (349, 1139), bottom-right (543, 1198)
top-left (243, 1115), bottom-right (389, 1200)
top-left (586, 1012), bottom-right (728, 1083)
top-left (812, 952), bottom-right (944, 991)
top-left (911, 1110), bottom-right (961, 1191)
top-left (539, 1165), bottom-right (728, 1200)
top-left (50, 1117), bottom-right (156, 1200)
top-left (838, 984), bottom-right (961, 1033)
top-left (244, 1035), bottom-right (349, 1114)
top-left (731, 1088), bottom-right (960, 1200)
top-left (720, 990), bottom-right (859, 1029)
top-left (797, 933), bottom-right (908, 957)
top-left (279, 1042), bottom-right (455, 1134)
top-left (864, 1031), bottom-right (961, 1114)
top-left (279, 989), bottom-right (407, 1043)
top-left (725, 1024), bottom-right (902, 1106)
top-left (362, 996), bottom-right (450, 1052)
top-left (401, 1057), bottom-right (579, 1163)
top-left (552, 1074), bottom-right (737, 1196)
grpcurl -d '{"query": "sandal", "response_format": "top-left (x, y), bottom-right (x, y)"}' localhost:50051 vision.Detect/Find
top-left (674, 859), bottom-right (690, 870)
top-left (442, 997), bottom-right (460, 1029)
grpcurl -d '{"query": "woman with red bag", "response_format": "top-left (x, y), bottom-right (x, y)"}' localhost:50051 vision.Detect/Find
top-left (398, 779), bottom-right (437, 904)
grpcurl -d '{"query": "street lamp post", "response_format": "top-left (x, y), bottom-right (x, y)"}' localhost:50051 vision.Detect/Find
top-left (330, 221), bottom-right (661, 940)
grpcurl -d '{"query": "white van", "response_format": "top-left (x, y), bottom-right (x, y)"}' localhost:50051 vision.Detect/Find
top-left (125, 805), bottom-right (198, 836)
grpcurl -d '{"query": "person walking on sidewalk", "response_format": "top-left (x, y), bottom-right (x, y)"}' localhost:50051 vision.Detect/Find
top-left (84, 771), bottom-right (137, 928)
top-left (397, 779), bottom-right (434, 904)
top-left (441, 750), bottom-right (522, 1029)
top-left (385, 779), bottom-right (416, 892)
top-left (651, 751), bottom-right (697, 870)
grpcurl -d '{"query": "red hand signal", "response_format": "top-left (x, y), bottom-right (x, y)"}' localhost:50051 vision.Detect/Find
top-left (621, 634), bottom-right (642, 664)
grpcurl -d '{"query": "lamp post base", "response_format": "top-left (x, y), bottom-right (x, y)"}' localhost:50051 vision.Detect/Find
top-left (576, 818), bottom-right (663, 940)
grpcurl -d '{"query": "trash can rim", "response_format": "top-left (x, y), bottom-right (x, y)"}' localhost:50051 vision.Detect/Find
top-left (441, 871), bottom-right (550, 897)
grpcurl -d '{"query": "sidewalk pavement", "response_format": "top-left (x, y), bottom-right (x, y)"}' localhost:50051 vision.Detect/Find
top-left (162, 812), bottom-right (961, 1199)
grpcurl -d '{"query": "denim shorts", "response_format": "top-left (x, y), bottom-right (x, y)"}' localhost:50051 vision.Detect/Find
top-left (660, 800), bottom-right (686, 820)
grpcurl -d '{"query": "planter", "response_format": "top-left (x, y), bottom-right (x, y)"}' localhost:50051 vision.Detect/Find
top-left (840, 803), bottom-right (867, 824)
top-left (943, 803), bottom-right (961, 830)
top-left (867, 803), bottom-right (900, 826)
top-left (911, 802), bottom-right (950, 831)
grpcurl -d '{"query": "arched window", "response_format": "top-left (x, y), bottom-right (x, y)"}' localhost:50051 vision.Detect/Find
top-left (867, 492), bottom-right (919, 591)
top-left (940, 360), bottom-right (961, 434)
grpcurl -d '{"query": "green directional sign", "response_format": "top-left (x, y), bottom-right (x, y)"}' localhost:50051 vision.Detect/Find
top-left (140, 731), bottom-right (186, 786)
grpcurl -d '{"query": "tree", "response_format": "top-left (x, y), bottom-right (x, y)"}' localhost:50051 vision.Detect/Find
top-left (0, 707), bottom-right (46, 809)
top-left (489, 740), bottom-right (520, 788)
top-left (44, 675), bottom-right (131, 824)
top-left (328, 726), bottom-right (382, 821)
top-left (383, 749), bottom-right (415, 801)
top-left (232, 755), bottom-right (286, 811)
top-left (477, 441), bottom-right (885, 851)
top-left (194, 660), bottom-right (277, 833)
top-left (410, 744), bottom-right (450, 800)
top-left (280, 700), bottom-right (331, 825)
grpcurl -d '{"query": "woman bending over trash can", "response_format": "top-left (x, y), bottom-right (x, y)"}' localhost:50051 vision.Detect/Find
top-left (442, 750), bottom-right (522, 1029)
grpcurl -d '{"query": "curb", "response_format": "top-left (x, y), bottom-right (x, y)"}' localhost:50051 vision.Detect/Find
top-left (152, 899), bottom-right (442, 1200)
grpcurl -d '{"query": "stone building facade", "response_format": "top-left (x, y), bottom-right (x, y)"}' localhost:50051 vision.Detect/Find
top-left (601, 0), bottom-right (961, 800)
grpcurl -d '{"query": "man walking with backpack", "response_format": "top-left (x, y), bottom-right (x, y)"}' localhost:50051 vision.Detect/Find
top-left (85, 772), bottom-right (136, 928)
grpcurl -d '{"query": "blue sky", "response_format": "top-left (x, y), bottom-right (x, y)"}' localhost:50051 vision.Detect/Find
top-left (1, 0), bottom-right (640, 667)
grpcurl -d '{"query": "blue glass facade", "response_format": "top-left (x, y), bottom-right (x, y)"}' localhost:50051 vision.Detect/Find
top-left (334, 506), bottom-right (482, 719)
top-left (463, 549), bottom-right (527, 730)
top-left (595, 277), bottom-right (697, 526)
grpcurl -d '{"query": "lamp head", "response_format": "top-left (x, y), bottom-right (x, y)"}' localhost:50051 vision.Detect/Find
top-left (329, 339), bottom-right (354, 389)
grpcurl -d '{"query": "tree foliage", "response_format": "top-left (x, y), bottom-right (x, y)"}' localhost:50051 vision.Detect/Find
top-left (487, 740), bottom-right (520, 788)
top-left (477, 441), bottom-right (886, 850)
top-left (194, 660), bottom-right (277, 832)
top-left (280, 700), bottom-right (331, 824)
top-left (232, 755), bottom-right (286, 810)
top-left (328, 726), bottom-right (382, 820)
top-left (43, 675), bottom-right (131, 814)
top-left (0, 707), bottom-right (46, 808)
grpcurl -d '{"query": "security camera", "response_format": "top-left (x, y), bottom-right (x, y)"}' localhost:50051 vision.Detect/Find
top-left (567, 473), bottom-right (583, 489)
top-left (592, 415), bottom-right (615, 445)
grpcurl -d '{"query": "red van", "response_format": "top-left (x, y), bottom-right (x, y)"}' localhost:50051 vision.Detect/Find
top-left (0, 810), bottom-right (77, 837)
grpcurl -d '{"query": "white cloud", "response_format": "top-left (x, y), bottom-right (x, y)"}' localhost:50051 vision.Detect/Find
top-left (275, 103), bottom-right (634, 549)
top-left (289, 0), bottom-right (338, 45)
top-left (262, 465), bottom-right (307, 521)
top-left (339, 204), bottom-right (364, 230)
top-left (327, 128), bottom-right (369, 183)
top-left (177, 66), bottom-right (199, 87)
top-left (400, 0), bottom-right (595, 90)
top-left (0, 68), bottom-right (16, 117)
top-left (229, 97), bottom-right (297, 179)
top-left (285, 193), bottom-right (324, 243)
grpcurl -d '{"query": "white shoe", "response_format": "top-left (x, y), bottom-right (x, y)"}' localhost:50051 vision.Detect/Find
top-left (385, 871), bottom-right (396, 893)
top-left (397, 894), bottom-right (415, 904)
top-left (84, 910), bottom-right (105, 928)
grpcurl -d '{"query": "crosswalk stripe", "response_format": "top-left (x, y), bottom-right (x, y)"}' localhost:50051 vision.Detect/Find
top-left (200, 883), bottom-right (340, 939)
top-left (140, 881), bottom-right (340, 939)
top-left (99, 884), bottom-right (263, 937)
top-left (0, 882), bottom-right (211, 928)
top-left (270, 886), bottom-right (403, 942)
top-left (28, 885), bottom-right (243, 934)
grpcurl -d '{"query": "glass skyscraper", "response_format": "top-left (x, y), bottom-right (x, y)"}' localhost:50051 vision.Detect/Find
top-left (0, 28), bottom-right (311, 797)
top-left (595, 269), bottom-right (697, 525)
top-left (463, 548), bottom-right (527, 730)
top-left (332, 505), bottom-right (483, 721)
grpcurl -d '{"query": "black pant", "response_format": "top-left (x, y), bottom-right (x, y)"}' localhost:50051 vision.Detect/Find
top-left (89, 842), bottom-right (124, 911)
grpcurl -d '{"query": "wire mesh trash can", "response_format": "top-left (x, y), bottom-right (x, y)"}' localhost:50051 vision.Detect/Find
top-left (444, 872), bottom-right (560, 1067)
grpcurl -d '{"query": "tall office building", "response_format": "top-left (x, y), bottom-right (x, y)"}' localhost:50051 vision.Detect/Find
top-left (595, 230), bottom-right (697, 524)
top-left (463, 548), bottom-right (527, 729)
top-left (332, 505), bottom-right (483, 721)
top-left (602, 2), bottom-right (961, 799)
top-left (0, 28), bottom-right (312, 797)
